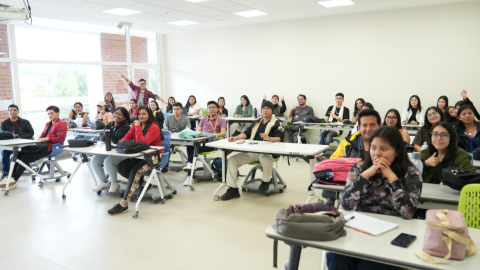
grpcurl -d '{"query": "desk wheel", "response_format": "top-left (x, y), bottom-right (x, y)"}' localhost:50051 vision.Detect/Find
top-left (62, 195), bottom-right (66, 200)
top-left (96, 190), bottom-right (101, 195)
top-left (133, 211), bottom-right (139, 219)
top-left (154, 198), bottom-right (166, 204)
top-left (190, 186), bottom-right (195, 191)
top-left (173, 190), bottom-right (177, 195)
top-left (55, 178), bottom-right (61, 182)
top-left (241, 188), bottom-right (246, 192)
top-left (212, 179), bottom-right (218, 183)
top-left (279, 189), bottom-right (284, 193)
top-left (4, 190), bottom-right (9, 196)
top-left (38, 182), bottom-right (43, 187)
top-left (214, 195), bottom-right (220, 201)
top-left (264, 193), bottom-right (270, 197)
top-left (31, 176), bottom-right (35, 181)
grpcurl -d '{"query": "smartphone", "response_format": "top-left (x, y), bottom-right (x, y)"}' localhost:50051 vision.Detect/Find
top-left (391, 233), bottom-right (416, 248)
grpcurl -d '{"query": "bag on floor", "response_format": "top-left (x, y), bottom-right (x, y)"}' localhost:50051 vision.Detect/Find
top-left (442, 167), bottom-right (480, 191)
top-left (415, 209), bottom-right (477, 263)
top-left (115, 140), bottom-right (150, 154)
top-left (0, 131), bottom-right (14, 140)
top-left (68, 139), bottom-right (94, 148)
top-left (211, 157), bottom-right (222, 174)
top-left (310, 158), bottom-right (361, 188)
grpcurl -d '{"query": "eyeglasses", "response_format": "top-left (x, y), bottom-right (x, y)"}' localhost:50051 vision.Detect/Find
top-left (139, 83), bottom-right (146, 85)
top-left (431, 132), bottom-right (450, 140)
top-left (114, 112), bottom-right (124, 117)
top-left (207, 106), bottom-right (218, 110)
top-left (426, 111), bottom-right (438, 118)
top-left (386, 116), bottom-right (397, 120)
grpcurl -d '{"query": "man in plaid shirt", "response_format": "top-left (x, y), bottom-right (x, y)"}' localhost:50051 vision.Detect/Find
top-left (119, 72), bottom-right (166, 107)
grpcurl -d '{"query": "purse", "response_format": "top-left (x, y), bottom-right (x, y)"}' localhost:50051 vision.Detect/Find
top-left (415, 209), bottom-right (477, 263)
top-left (115, 140), bottom-right (150, 154)
top-left (68, 139), bottom-right (94, 148)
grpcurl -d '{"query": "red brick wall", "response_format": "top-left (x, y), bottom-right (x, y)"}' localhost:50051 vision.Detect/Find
top-left (0, 24), bottom-right (12, 119)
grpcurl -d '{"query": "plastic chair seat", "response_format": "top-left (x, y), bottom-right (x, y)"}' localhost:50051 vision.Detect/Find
top-left (458, 184), bottom-right (480, 229)
top-left (248, 157), bottom-right (281, 166)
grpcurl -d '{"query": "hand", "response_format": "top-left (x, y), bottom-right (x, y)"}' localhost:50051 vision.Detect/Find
top-left (461, 89), bottom-right (467, 99)
top-left (402, 121), bottom-right (407, 125)
top-left (281, 96), bottom-right (284, 101)
top-left (227, 137), bottom-right (236, 142)
top-left (39, 137), bottom-right (49, 143)
top-left (291, 104), bottom-right (296, 111)
top-left (134, 120), bottom-right (141, 126)
top-left (374, 158), bottom-right (397, 183)
top-left (260, 133), bottom-right (270, 141)
top-left (410, 120), bottom-right (417, 125)
top-left (361, 157), bottom-right (391, 180)
top-left (263, 94), bottom-right (266, 100)
top-left (425, 152), bottom-right (441, 167)
top-left (330, 111), bottom-right (337, 118)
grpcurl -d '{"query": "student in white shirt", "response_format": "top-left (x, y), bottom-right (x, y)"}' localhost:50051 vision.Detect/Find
top-left (401, 95), bottom-right (424, 126)
top-left (185, 95), bottom-right (200, 129)
top-left (319, 93), bottom-right (350, 145)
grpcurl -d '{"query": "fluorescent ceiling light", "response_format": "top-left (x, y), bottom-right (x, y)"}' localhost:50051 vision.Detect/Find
top-left (102, 8), bottom-right (141, 16)
top-left (167, 20), bottom-right (199, 26)
top-left (185, 0), bottom-right (208, 2)
top-left (318, 0), bottom-right (355, 8)
top-left (234, 10), bottom-right (268, 18)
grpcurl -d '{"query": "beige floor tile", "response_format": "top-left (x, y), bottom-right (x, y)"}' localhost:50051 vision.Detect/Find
top-left (0, 251), bottom-right (57, 270)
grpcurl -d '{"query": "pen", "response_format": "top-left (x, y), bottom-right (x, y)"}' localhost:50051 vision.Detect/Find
top-left (345, 216), bottom-right (355, 223)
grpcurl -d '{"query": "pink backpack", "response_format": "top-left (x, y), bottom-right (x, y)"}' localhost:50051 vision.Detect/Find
top-left (312, 158), bottom-right (361, 186)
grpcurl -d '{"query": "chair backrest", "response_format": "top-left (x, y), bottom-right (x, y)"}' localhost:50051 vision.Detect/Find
top-left (458, 184), bottom-right (480, 229)
top-left (161, 130), bottom-right (171, 154)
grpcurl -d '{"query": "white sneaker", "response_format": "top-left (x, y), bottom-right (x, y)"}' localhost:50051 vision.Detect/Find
top-left (109, 182), bottom-right (120, 193)
top-left (182, 163), bottom-right (193, 171)
top-left (92, 181), bottom-right (110, 192)
top-left (0, 177), bottom-right (15, 189)
top-left (183, 177), bottom-right (193, 186)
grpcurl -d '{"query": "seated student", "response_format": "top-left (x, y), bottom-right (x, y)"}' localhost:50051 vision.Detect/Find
top-left (455, 105), bottom-right (480, 153)
top-left (447, 106), bottom-right (459, 126)
top-left (352, 98), bottom-right (365, 123)
top-left (107, 107), bottom-right (163, 215)
top-left (412, 106), bottom-right (444, 152)
top-left (232, 95), bottom-right (254, 135)
top-left (91, 107), bottom-right (131, 193)
top-left (149, 100), bottom-right (164, 129)
top-left (401, 95), bottom-right (424, 125)
top-left (220, 101), bottom-right (285, 201)
top-left (165, 97), bottom-right (175, 114)
top-left (319, 93), bottom-right (350, 145)
top-left (455, 89), bottom-right (479, 120)
top-left (421, 122), bottom-right (475, 184)
top-left (0, 106), bottom-right (67, 190)
top-left (0, 104), bottom-right (34, 180)
top-left (94, 101), bottom-right (114, 126)
top-left (286, 94), bottom-right (314, 143)
top-left (129, 99), bottom-right (139, 117)
top-left (104, 92), bottom-right (116, 112)
top-left (437, 95), bottom-right (448, 117)
top-left (328, 126), bottom-right (422, 270)
top-left (68, 102), bottom-right (89, 127)
top-left (218, 97), bottom-right (228, 117)
top-left (182, 101), bottom-right (227, 186)
top-left (383, 109), bottom-right (410, 144)
top-left (262, 94), bottom-right (286, 117)
top-left (331, 109), bottom-right (381, 159)
top-left (164, 102), bottom-right (191, 133)
top-left (186, 95), bottom-right (201, 129)
top-left (350, 102), bottom-right (374, 134)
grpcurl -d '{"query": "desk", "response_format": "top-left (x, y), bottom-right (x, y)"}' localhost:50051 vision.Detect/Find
top-left (205, 139), bottom-right (329, 200)
top-left (188, 115), bottom-right (201, 128)
top-left (170, 133), bottom-right (217, 190)
top-left (68, 128), bottom-right (103, 138)
top-left (61, 145), bottom-right (164, 218)
top-left (402, 124), bottom-right (421, 135)
top-left (223, 117), bottom-right (258, 138)
top-left (0, 139), bottom-right (41, 195)
top-left (473, 160), bottom-right (480, 171)
top-left (266, 210), bottom-right (480, 270)
top-left (292, 122), bottom-right (355, 144)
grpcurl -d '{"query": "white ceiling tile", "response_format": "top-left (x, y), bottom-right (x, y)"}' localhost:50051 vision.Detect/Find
top-left (136, 0), bottom-right (190, 8)
top-left (40, 0), bottom-right (87, 7)
top-left (92, 0), bottom-right (137, 7)
top-left (147, 8), bottom-right (187, 17)
top-left (215, 5), bottom-right (252, 13)
top-left (198, 0), bottom-right (238, 9)
top-left (77, 2), bottom-right (117, 11)
top-left (123, 3), bottom-right (167, 12)
top-left (171, 4), bottom-right (211, 13)
top-left (213, 14), bottom-right (241, 21)
top-left (194, 9), bottom-right (229, 17)
top-left (170, 13), bottom-right (218, 23)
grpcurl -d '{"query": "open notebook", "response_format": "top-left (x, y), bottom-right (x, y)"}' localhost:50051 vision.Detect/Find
top-left (344, 212), bottom-right (398, 236)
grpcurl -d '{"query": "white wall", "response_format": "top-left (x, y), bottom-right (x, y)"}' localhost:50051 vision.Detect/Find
top-left (164, 2), bottom-right (480, 141)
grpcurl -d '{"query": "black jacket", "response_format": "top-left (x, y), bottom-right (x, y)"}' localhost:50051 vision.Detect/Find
top-left (1, 117), bottom-right (34, 139)
top-left (101, 120), bottom-right (130, 144)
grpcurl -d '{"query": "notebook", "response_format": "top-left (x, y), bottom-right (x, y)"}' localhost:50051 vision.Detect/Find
top-left (344, 212), bottom-right (398, 236)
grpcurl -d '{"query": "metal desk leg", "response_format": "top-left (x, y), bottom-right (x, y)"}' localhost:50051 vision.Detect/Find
top-left (286, 243), bottom-right (302, 270)
top-left (297, 126), bottom-right (302, 145)
top-left (226, 122), bottom-right (230, 138)
top-left (213, 149), bottom-right (227, 201)
top-left (3, 148), bottom-right (19, 196)
top-left (62, 154), bottom-right (90, 200)
top-left (187, 142), bottom-right (200, 191)
top-left (133, 169), bottom-right (164, 219)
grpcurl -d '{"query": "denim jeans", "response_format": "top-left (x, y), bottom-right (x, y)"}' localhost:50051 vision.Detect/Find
top-left (91, 155), bottom-right (126, 183)
top-left (1, 150), bottom-right (13, 173)
top-left (319, 130), bottom-right (338, 145)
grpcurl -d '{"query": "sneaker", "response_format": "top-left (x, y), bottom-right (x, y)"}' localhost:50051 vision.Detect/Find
top-left (0, 177), bottom-right (16, 189)
top-left (109, 182), bottom-right (120, 193)
top-left (0, 171), bottom-right (8, 180)
top-left (161, 167), bottom-right (168, 173)
top-left (258, 180), bottom-right (271, 193)
top-left (220, 187), bottom-right (240, 201)
top-left (92, 181), bottom-right (110, 192)
top-left (107, 203), bottom-right (128, 215)
top-left (183, 177), bottom-right (193, 186)
top-left (182, 163), bottom-right (192, 171)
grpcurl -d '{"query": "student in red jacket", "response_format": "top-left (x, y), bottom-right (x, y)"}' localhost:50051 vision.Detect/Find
top-left (2, 106), bottom-right (67, 190)
top-left (108, 107), bottom-right (163, 215)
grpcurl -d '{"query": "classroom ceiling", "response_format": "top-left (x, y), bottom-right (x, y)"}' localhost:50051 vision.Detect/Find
top-left (3, 0), bottom-right (479, 34)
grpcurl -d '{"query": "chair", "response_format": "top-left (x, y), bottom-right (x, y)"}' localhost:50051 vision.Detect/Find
top-left (458, 184), bottom-right (480, 229)
top-left (191, 150), bottom-right (219, 183)
top-left (168, 145), bottom-right (189, 171)
top-left (34, 143), bottom-right (71, 186)
top-left (241, 157), bottom-right (285, 196)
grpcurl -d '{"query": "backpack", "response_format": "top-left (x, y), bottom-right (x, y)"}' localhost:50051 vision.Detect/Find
top-left (0, 131), bottom-right (14, 140)
top-left (211, 157), bottom-right (222, 174)
top-left (442, 167), bottom-right (480, 191)
top-left (115, 140), bottom-right (150, 154)
top-left (92, 119), bottom-right (105, 130)
top-left (68, 139), bottom-right (94, 148)
top-left (311, 158), bottom-right (361, 188)
top-left (62, 118), bottom-right (77, 129)
top-left (302, 115), bottom-right (325, 123)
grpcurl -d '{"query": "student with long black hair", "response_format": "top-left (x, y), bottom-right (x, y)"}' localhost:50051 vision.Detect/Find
top-left (166, 97), bottom-right (175, 113)
top-left (68, 102), bottom-right (89, 127)
top-left (456, 105), bottom-right (480, 153)
top-left (447, 106), bottom-right (459, 126)
top-left (383, 109), bottom-right (410, 144)
top-left (129, 99), bottom-right (139, 117)
top-left (437, 95), bottom-right (448, 116)
top-left (421, 122), bottom-right (475, 184)
top-left (328, 126), bottom-right (422, 270)
top-left (186, 95), bottom-right (200, 129)
top-left (262, 94), bottom-right (286, 117)
top-left (107, 107), bottom-right (163, 215)
top-left (412, 106), bottom-right (444, 152)
top-left (149, 100), bottom-right (164, 129)
top-left (104, 92), bottom-right (116, 111)
top-left (352, 98), bottom-right (365, 123)
top-left (218, 97), bottom-right (228, 117)
top-left (401, 95), bottom-right (423, 125)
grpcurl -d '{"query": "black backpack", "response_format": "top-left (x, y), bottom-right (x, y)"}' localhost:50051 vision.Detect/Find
top-left (92, 119), bottom-right (106, 130)
top-left (442, 167), bottom-right (480, 191)
top-left (302, 115), bottom-right (325, 123)
top-left (0, 131), bottom-right (14, 140)
top-left (115, 139), bottom-right (150, 154)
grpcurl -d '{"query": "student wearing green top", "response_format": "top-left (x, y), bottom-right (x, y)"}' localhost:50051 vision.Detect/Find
top-left (233, 95), bottom-right (253, 135)
top-left (421, 121), bottom-right (475, 184)
top-left (261, 94), bottom-right (286, 117)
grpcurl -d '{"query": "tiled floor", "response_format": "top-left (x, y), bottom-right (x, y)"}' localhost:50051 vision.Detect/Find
top-left (0, 151), bottom-right (325, 270)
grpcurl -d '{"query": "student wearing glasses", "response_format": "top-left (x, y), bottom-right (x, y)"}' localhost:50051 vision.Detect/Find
top-left (183, 101), bottom-right (226, 186)
top-left (91, 107), bottom-right (131, 193)
top-left (454, 89), bottom-right (480, 121)
top-left (383, 109), bottom-right (410, 144)
top-left (412, 107), bottom-right (444, 152)
top-left (120, 72), bottom-right (166, 107)
top-left (421, 122), bottom-right (475, 184)
top-left (401, 95), bottom-right (423, 125)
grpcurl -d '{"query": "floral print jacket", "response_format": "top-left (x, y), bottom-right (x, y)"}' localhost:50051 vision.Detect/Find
top-left (341, 162), bottom-right (423, 219)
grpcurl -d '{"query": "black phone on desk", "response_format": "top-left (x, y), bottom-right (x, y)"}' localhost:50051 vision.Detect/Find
top-left (391, 233), bottom-right (416, 248)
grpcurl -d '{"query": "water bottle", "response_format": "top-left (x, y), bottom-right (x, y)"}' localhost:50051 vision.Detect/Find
top-left (75, 117), bottom-right (82, 128)
top-left (411, 152), bottom-right (423, 174)
top-left (326, 172), bottom-right (334, 179)
top-left (105, 130), bottom-right (112, 151)
top-left (254, 108), bottom-right (257, 118)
